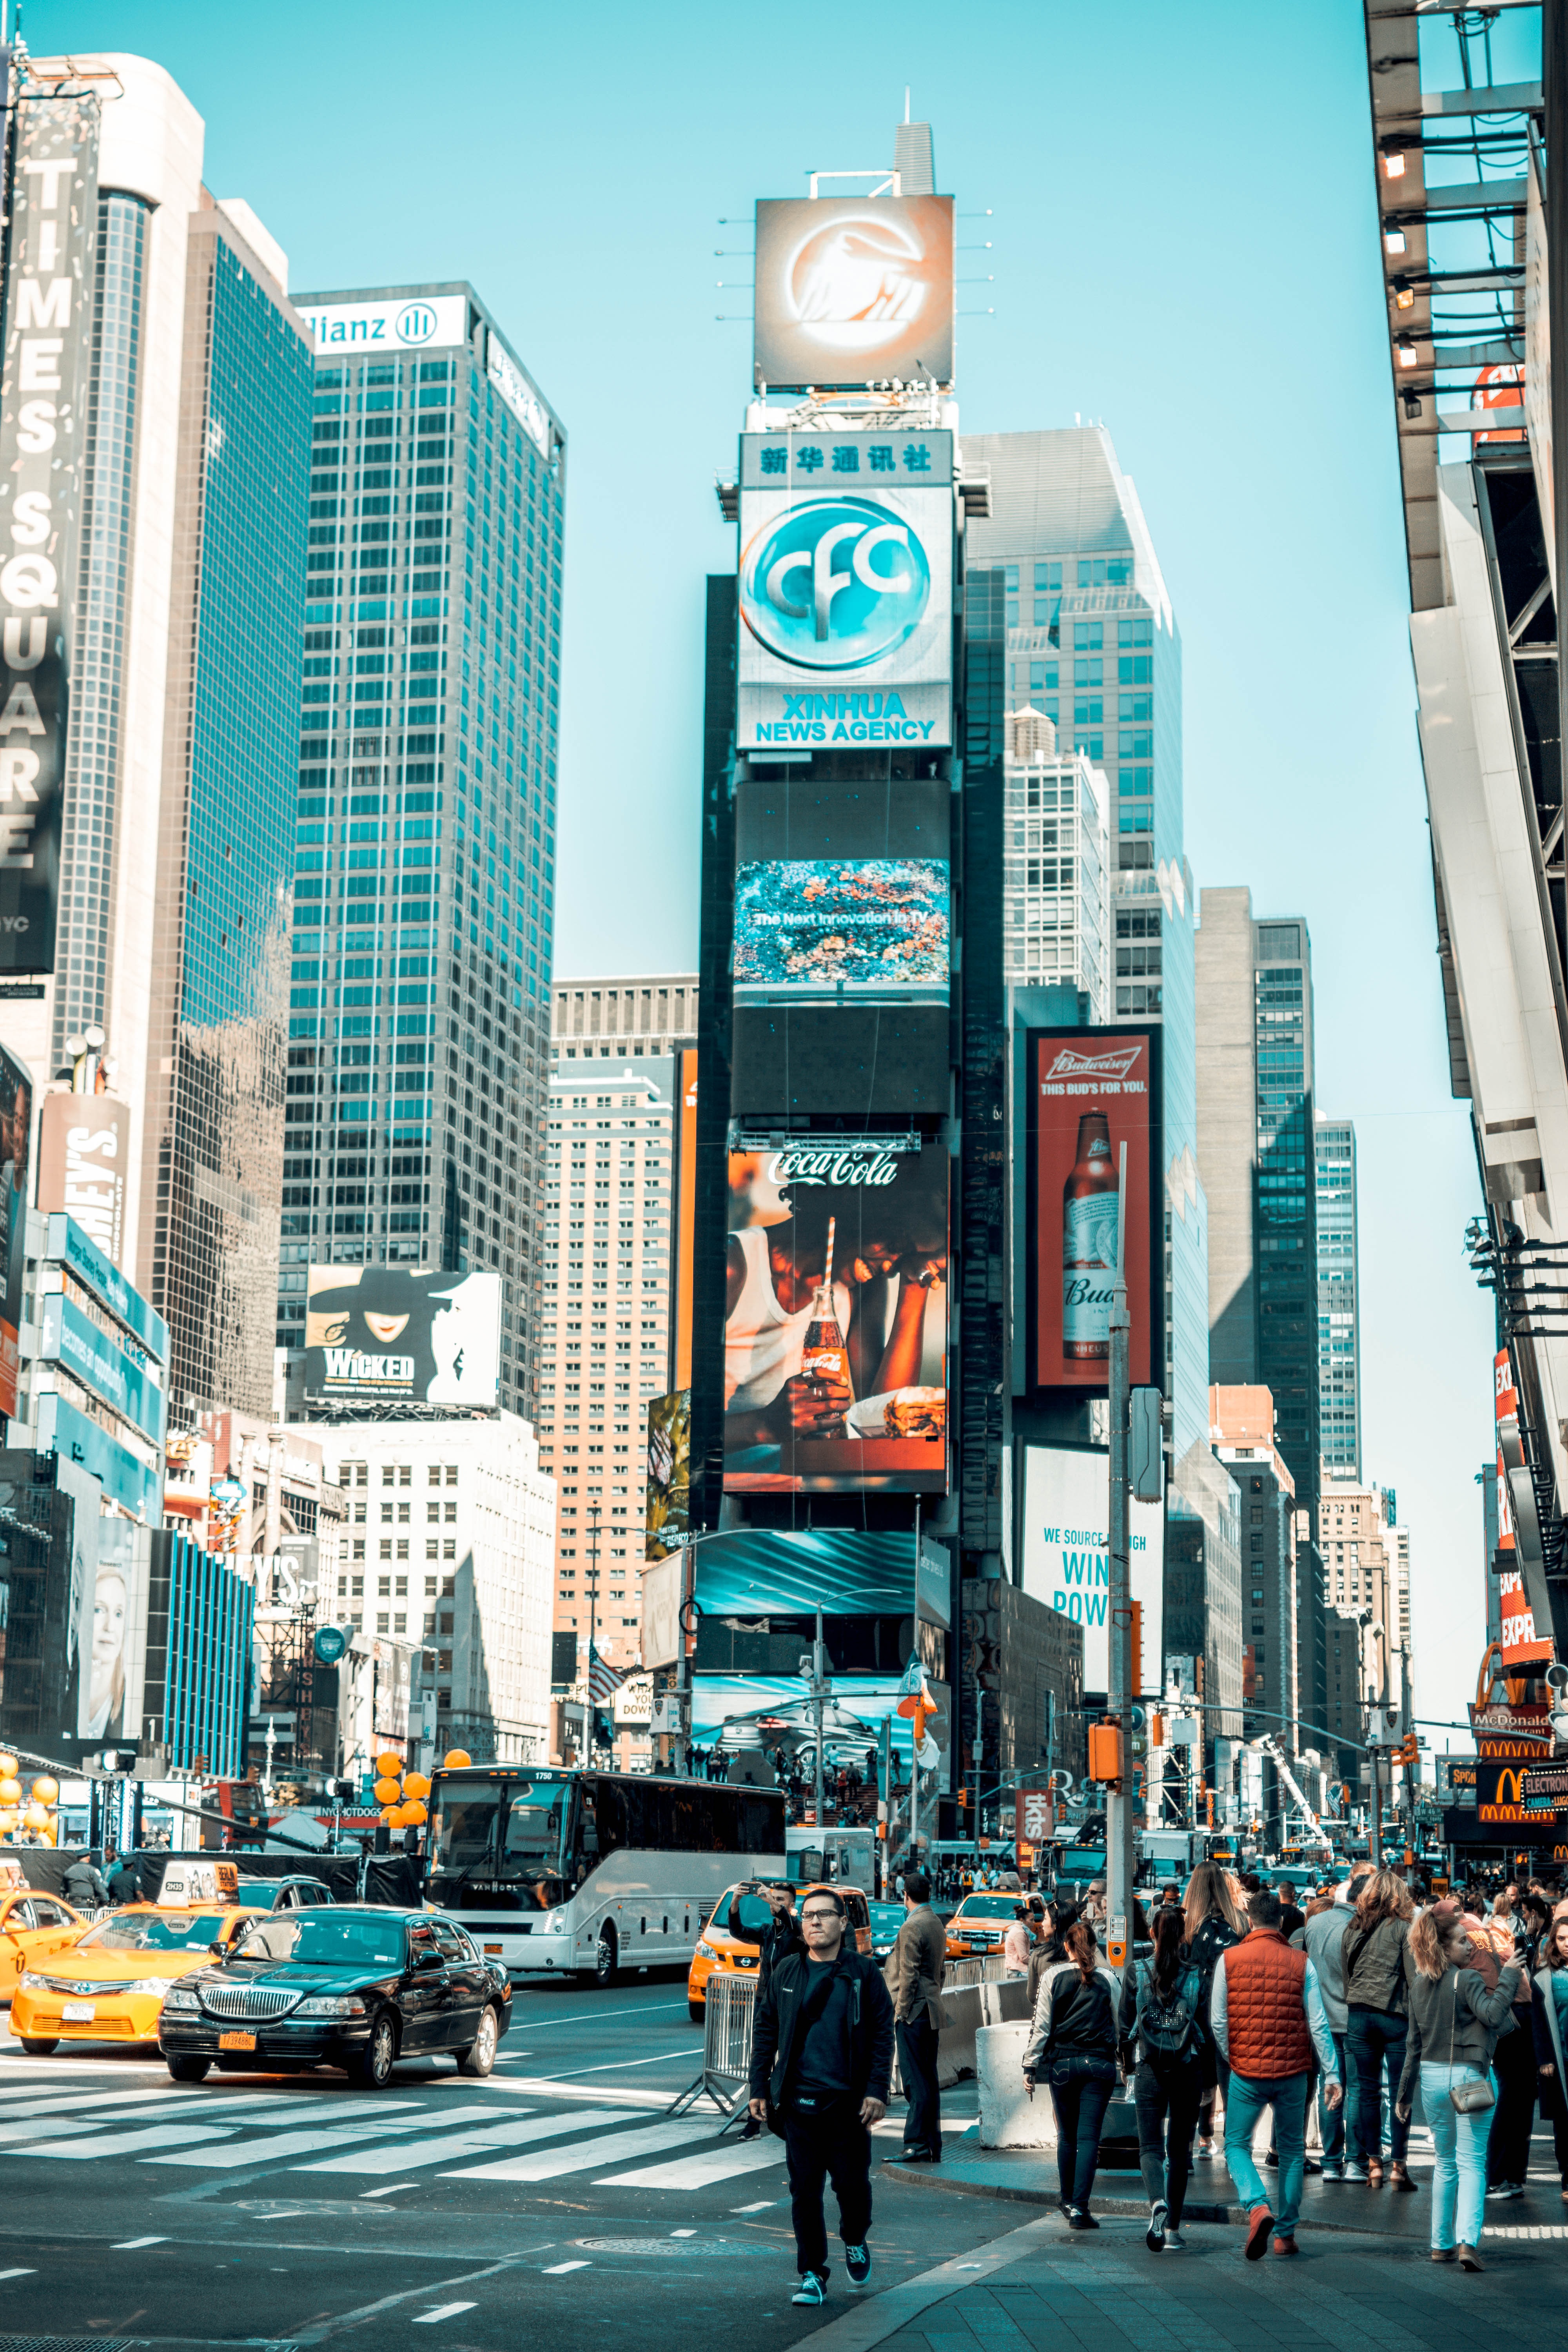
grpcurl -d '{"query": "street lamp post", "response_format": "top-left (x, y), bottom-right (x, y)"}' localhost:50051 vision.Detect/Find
top-left (1106, 1144), bottom-right (1135, 1971)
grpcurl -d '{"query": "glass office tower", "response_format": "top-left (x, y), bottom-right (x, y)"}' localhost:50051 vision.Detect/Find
top-left (274, 284), bottom-right (565, 1422)
top-left (1315, 1114), bottom-right (1361, 1478)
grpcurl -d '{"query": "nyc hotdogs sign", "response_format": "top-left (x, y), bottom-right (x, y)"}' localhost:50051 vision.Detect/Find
top-left (0, 95), bottom-right (98, 975)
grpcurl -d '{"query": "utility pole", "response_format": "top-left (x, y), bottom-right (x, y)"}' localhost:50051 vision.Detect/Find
top-left (878, 1712), bottom-right (892, 1898)
top-left (1106, 1143), bottom-right (1134, 1972)
top-left (585, 1500), bottom-right (602, 1764)
top-left (911, 1495), bottom-right (921, 1867)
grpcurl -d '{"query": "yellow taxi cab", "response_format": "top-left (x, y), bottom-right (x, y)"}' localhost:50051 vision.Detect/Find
top-left (0, 1884), bottom-right (87, 2002)
top-left (943, 1890), bottom-right (1025, 1961)
top-left (686, 1881), bottom-right (871, 2023)
top-left (7, 1900), bottom-right (269, 2052)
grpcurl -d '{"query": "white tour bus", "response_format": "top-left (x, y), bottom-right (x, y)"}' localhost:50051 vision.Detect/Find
top-left (425, 1763), bottom-right (786, 1985)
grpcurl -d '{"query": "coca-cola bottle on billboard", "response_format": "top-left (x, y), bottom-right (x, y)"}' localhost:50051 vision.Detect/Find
top-left (1062, 1110), bottom-right (1117, 1359)
top-left (799, 1213), bottom-right (852, 1432)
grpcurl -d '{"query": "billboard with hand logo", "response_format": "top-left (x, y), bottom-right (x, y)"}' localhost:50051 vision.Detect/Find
top-left (753, 196), bottom-right (955, 390)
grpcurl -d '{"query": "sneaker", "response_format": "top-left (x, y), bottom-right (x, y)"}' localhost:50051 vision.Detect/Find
top-left (1163, 2230), bottom-right (1187, 2253)
top-left (1067, 2207), bottom-right (1100, 2230)
top-left (1264, 2151), bottom-right (1279, 2170)
top-left (1146, 2200), bottom-right (1168, 2252)
top-left (1272, 2235), bottom-right (1298, 2258)
top-left (1196, 2137), bottom-right (1216, 2162)
top-left (1245, 2204), bottom-right (1274, 2262)
top-left (1303, 2159), bottom-right (1323, 2176)
top-left (1343, 2162), bottom-right (1369, 2183)
top-left (1485, 2181), bottom-right (1523, 2201)
top-left (792, 2272), bottom-right (827, 2306)
top-left (1320, 2165), bottom-right (1346, 2183)
top-left (844, 2245), bottom-right (871, 2288)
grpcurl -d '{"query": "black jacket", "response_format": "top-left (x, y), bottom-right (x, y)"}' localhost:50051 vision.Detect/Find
top-left (748, 1948), bottom-right (895, 2109)
top-left (757, 1913), bottom-right (804, 1998)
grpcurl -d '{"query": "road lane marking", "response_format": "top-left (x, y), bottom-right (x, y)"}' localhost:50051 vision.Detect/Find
top-left (524, 2046), bottom-right (702, 2080)
top-left (499, 2076), bottom-right (681, 2112)
top-left (114, 2236), bottom-right (169, 2248)
top-left (0, 2266), bottom-right (36, 2278)
top-left (20, 2122), bottom-right (240, 2160)
top-left (412, 2303), bottom-right (476, 2323)
top-left (732, 2201), bottom-right (775, 2212)
top-left (296, 2106), bottom-right (639, 2175)
top-left (361, 2181), bottom-right (420, 2197)
top-left (671, 2228), bottom-right (697, 2236)
top-left (542, 2261), bottom-right (590, 2274)
top-left (505, 2000), bottom-right (689, 2029)
top-left (596, 2136), bottom-right (784, 2191)
top-left (446, 2118), bottom-right (716, 2183)
top-left (147, 2115), bottom-right (483, 2169)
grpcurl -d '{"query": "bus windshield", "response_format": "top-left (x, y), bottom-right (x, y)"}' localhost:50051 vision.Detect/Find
top-left (426, 1773), bottom-right (572, 1914)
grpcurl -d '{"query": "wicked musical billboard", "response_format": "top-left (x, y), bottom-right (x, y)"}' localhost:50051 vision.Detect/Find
top-left (723, 1138), bottom-right (947, 1493)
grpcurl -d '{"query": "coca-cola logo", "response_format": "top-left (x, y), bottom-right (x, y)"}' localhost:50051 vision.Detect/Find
top-left (1043, 1045), bottom-right (1143, 1083)
top-left (769, 1147), bottom-right (899, 1189)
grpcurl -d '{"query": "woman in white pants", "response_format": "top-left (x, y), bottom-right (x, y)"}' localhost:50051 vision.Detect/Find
top-left (1396, 1908), bottom-right (1520, 2272)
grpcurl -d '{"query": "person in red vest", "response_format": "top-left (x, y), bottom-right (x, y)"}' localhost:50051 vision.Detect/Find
top-left (1210, 1887), bottom-right (1343, 2258)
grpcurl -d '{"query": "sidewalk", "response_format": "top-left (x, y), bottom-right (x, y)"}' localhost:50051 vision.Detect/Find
top-left (798, 2207), bottom-right (1564, 2352)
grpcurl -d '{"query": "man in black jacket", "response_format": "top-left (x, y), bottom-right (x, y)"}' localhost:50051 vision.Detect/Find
top-left (748, 1885), bottom-right (894, 2307)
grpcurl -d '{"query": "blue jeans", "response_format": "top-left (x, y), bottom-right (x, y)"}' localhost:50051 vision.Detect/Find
top-left (1046, 2055), bottom-right (1117, 2211)
top-left (1225, 2071), bottom-right (1308, 2236)
top-left (1345, 2007), bottom-right (1408, 2162)
top-left (1319, 2032), bottom-right (1348, 2167)
top-left (1420, 2061), bottom-right (1492, 2250)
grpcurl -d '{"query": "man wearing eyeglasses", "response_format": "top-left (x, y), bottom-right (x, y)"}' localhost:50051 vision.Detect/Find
top-left (748, 1885), bottom-right (895, 2307)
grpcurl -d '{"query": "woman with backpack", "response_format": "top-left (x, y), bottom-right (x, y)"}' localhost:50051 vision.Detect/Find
top-left (1394, 1907), bottom-right (1520, 2268)
top-left (1022, 1918), bottom-right (1121, 2230)
top-left (1117, 1905), bottom-right (1205, 2252)
top-left (1182, 1860), bottom-right (1246, 2159)
top-left (1342, 1870), bottom-right (1416, 2188)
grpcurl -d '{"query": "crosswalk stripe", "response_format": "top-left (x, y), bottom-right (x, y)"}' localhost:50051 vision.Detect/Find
top-left (0, 2093), bottom-right (330, 2147)
top-left (594, 2136), bottom-right (786, 2191)
top-left (0, 2266), bottom-right (36, 2279)
top-left (412, 2303), bottom-right (476, 2323)
top-left (445, 2118), bottom-right (719, 2184)
top-left (147, 2114), bottom-right (492, 2170)
top-left (21, 2122), bottom-right (240, 2161)
top-left (294, 2107), bottom-right (639, 2176)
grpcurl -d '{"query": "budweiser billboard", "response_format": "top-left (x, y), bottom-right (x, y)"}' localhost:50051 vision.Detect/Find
top-left (1026, 1029), bottom-right (1160, 1392)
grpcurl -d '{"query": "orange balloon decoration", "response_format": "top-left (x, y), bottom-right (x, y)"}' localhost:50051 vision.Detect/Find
top-left (375, 1751), bottom-right (403, 1781)
top-left (402, 1799), bottom-right (428, 1827)
top-left (372, 1776), bottom-right (402, 1806)
top-left (31, 1775), bottom-right (60, 1806)
top-left (443, 1749), bottom-right (472, 1770)
top-left (402, 1773), bottom-right (430, 1801)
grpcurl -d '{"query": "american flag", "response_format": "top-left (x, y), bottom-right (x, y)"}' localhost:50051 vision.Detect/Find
top-left (588, 1643), bottom-right (627, 1705)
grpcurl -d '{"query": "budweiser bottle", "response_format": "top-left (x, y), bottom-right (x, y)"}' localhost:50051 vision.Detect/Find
top-left (1062, 1109), bottom-right (1117, 1359)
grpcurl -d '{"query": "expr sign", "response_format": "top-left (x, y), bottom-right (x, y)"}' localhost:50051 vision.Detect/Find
top-left (0, 95), bottom-right (99, 976)
top-left (735, 434), bottom-right (952, 751)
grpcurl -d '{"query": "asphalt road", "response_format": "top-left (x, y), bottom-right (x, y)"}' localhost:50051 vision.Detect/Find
top-left (0, 1962), bottom-right (1012, 2350)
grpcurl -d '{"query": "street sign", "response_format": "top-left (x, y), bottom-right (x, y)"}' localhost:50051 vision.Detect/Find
top-left (1016, 1789), bottom-right (1054, 1845)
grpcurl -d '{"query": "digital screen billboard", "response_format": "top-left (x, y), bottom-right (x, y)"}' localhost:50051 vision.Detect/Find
top-left (0, 1040), bottom-right (32, 1419)
top-left (304, 1267), bottom-right (501, 1406)
top-left (644, 1389), bottom-right (690, 1563)
top-left (1020, 1445), bottom-right (1164, 1699)
top-left (724, 1138), bottom-right (947, 1493)
top-left (1027, 1029), bottom-right (1159, 1393)
top-left (736, 440), bottom-right (953, 752)
top-left (733, 858), bottom-right (949, 1000)
top-left (37, 1093), bottom-right (129, 1267)
top-left (753, 196), bottom-right (955, 390)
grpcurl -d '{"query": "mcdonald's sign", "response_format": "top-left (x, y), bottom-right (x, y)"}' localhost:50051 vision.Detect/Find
top-left (1477, 1757), bottom-right (1568, 1826)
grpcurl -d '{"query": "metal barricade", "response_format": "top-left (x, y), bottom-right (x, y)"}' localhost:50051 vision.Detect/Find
top-left (942, 1953), bottom-right (1011, 1990)
top-left (668, 1969), bottom-right (758, 2125)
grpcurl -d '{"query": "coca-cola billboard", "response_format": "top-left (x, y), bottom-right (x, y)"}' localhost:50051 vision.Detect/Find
top-left (722, 1136), bottom-right (948, 1493)
top-left (1027, 1028), bottom-right (1160, 1393)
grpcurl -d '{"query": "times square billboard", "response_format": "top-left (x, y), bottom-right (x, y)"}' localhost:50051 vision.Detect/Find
top-left (1026, 1028), bottom-right (1161, 1394)
top-left (753, 196), bottom-right (956, 391)
top-left (736, 430), bottom-right (953, 751)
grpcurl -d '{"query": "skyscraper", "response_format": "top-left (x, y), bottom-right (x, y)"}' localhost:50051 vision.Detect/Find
top-left (1195, 887), bottom-right (1327, 1742)
top-left (1315, 1114), bottom-right (1361, 1478)
top-left (272, 285), bottom-right (564, 1423)
top-left (552, 976), bottom-right (697, 1067)
top-left (964, 428), bottom-right (1208, 1464)
top-left (1, 54), bottom-right (308, 1415)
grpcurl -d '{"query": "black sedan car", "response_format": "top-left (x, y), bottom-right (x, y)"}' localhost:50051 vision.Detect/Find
top-left (158, 1905), bottom-right (512, 2088)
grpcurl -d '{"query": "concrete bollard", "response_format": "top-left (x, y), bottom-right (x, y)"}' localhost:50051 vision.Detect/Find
top-left (977, 2021), bottom-right (1056, 2148)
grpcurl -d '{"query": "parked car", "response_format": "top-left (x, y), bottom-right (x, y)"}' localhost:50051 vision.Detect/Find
top-left (158, 1905), bottom-right (512, 2087)
top-left (0, 1888), bottom-right (87, 2005)
top-left (235, 1876), bottom-right (336, 1911)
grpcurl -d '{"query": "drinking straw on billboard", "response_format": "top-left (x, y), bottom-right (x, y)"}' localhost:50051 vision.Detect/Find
top-left (824, 1214), bottom-right (836, 1289)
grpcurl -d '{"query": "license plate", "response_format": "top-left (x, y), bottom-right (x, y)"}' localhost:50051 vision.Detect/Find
top-left (61, 2002), bottom-right (95, 2022)
top-left (218, 2031), bottom-right (257, 2051)
top-left (484, 1944), bottom-right (502, 1954)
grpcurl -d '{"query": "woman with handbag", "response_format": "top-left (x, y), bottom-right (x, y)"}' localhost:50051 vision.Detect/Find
top-left (1181, 1861), bottom-right (1245, 2160)
top-left (1395, 1909), bottom-right (1521, 2270)
top-left (1022, 1919), bottom-right (1120, 2230)
top-left (1341, 1870), bottom-right (1416, 2187)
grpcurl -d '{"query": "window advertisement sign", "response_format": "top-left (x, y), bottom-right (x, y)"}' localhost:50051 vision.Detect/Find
top-left (304, 1266), bottom-right (500, 1405)
top-left (34, 1389), bottom-right (162, 1523)
top-left (37, 1096), bottom-right (131, 1269)
top-left (724, 1138), bottom-right (947, 1493)
top-left (1020, 1444), bottom-right (1164, 1697)
top-left (1027, 1029), bottom-right (1159, 1394)
top-left (753, 196), bottom-right (955, 390)
top-left (45, 1209), bottom-right (169, 1364)
top-left (733, 858), bottom-right (949, 1001)
top-left (736, 435), bottom-right (953, 751)
top-left (0, 1039), bottom-right (32, 1417)
top-left (0, 95), bottom-right (99, 975)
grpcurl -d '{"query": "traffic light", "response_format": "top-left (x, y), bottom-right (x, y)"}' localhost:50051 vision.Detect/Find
top-left (1088, 1723), bottom-right (1123, 1785)
top-left (1399, 1732), bottom-right (1419, 1770)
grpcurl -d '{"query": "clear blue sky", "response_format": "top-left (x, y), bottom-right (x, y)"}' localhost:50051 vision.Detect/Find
top-left (37, 0), bottom-right (1501, 1742)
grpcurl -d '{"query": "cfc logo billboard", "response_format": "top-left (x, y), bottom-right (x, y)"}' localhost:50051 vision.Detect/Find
top-left (740, 498), bottom-right (930, 670)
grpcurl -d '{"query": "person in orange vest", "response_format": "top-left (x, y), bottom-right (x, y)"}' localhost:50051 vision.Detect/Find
top-left (1210, 1886), bottom-right (1343, 2258)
